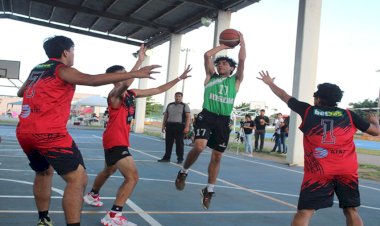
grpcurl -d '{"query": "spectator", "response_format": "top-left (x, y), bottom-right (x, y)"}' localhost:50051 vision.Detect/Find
top-left (271, 113), bottom-right (284, 153)
top-left (254, 109), bottom-right (269, 151)
top-left (242, 114), bottom-right (255, 154)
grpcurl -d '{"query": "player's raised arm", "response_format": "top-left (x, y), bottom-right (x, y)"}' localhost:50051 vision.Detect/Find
top-left (235, 32), bottom-right (246, 91)
top-left (365, 112), bottom-right (380, 136)
top-left (203, 45), bottom-right (229, 85)
top-left (122, 44), bottom-right (146, 88)
top-left (58, 64), bottom-right (160, 86)
top-left (133, 65), bottom-right (192, 98)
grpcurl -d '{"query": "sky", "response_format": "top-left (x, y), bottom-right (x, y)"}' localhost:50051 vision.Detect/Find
top-left (0, 0), bottom-right (379, 115)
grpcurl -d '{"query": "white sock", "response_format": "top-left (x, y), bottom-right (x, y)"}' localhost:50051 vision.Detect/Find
top-left (181, 168), bottom-right (189, 174)
top-left (207, 184), bottom-right (215, 193)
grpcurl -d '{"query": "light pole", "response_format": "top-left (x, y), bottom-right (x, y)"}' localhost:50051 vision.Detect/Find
top-left (181, 48), bottom-right (190, 94)
top-left (377, 70), bottom-right (380, 116)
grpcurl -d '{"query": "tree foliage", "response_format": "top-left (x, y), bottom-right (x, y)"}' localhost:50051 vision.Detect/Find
top-left (348, 98), bottom-right (379, 118)
top-left (145, 96), bottom-right (163, 117)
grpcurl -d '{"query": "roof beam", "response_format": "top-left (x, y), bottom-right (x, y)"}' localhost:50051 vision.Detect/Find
top-left (30, 0), bottom-right (169, 30)
top-left (182, 0), bottom-right (220, 9)
top-left (0, 14), bottom-right (142, 46)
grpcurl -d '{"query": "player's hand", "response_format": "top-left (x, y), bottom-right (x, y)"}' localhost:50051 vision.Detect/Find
top-left (134, 65), bottom-right (161, 79)
top-left (257, 70), bottom-right (275, 85)
top-left (162, 127), bottom-right (166, 133)
top-left (179, 65), bottom-right (192, 80)
top-left (367, 112), bottom-right (380, 125)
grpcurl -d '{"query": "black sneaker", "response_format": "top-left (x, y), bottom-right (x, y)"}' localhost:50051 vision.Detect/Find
top-left (37, 216), bottom-right (53, 226)
top-left (200, 187), bottom-right (215, 210)
top-left (175, 171), bottom-right (187, 190)
top-left (158, 158), bottom-right (170, 162)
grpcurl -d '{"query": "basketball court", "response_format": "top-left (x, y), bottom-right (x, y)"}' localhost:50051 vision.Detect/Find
top-left (0, 125), bottom-right (379, 226)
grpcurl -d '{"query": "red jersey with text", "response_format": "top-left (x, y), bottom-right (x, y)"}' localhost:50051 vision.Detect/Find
top-left (103, 90), bottom-right (136, 149)
top-left (288, 98), bottom-right (370, 176)
top-left (17, 59), bottom-right (75, 133)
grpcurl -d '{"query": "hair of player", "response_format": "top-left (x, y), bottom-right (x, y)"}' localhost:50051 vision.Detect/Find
top-left (214, 56), bottom-right (237, 75)
top-left (43, 36), bottom-right (74, 59)
top-left (175, 92), bottom-right (183, 96)
top-left (106, 65), bottom-right (125, 73)
top-left (313, 83), bottom-right (344, 107)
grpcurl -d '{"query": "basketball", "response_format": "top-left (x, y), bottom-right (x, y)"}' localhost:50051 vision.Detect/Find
top-left (219, 29), bottom-right (240, 48)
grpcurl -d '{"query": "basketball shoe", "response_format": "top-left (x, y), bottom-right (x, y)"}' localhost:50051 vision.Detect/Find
top-left (175, 170), bottom-right (187, 190)
top-left (101, 211), bottom-right (137, 226)
top-left (37, 216), bottom-right (53, 226)
top-left (83, 192), bottom-right (103, 207)
top-left (201, 187), bottom-right (215, 210)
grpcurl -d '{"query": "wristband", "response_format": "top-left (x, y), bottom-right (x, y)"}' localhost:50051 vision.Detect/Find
top-left (177, 77), bottom-right (182, 81)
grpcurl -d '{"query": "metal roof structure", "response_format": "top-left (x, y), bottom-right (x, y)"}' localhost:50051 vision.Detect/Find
top-left (0, 0), bottom-right (260, 48)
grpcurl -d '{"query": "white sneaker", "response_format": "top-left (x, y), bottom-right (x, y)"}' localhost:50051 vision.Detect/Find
top-left (101, 211), bottom-right (137, 226)
top-left (83, 192), bottom-right (103, 207)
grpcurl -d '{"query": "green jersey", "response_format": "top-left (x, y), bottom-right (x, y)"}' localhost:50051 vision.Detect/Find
top-left (202, 73), bottom-right (237, 116)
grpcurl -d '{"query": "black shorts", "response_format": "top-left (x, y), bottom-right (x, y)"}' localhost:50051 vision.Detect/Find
top-left (17, 132), bottom-right (85, 175)
top-left (194, 109), bottom-right (231, 152)
top-left (104, 146), bottom-right (132, 166)
top-left (298, 174), bottom-right (360, 210)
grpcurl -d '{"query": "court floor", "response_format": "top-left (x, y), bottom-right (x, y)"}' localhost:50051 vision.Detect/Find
top-left (0, 125), bottom-right (379, 226)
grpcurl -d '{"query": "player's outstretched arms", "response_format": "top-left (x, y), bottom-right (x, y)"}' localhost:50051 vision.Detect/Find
top-left (134, 65), bottom-right (192, 98)
top-left (257, 70), bottom-right (292, 104)
top-left (58, 65), bottom-right (161, 86)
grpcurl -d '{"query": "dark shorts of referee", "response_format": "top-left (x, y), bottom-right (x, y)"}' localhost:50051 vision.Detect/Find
top-left (16, 131), bottom-right (85, 176)
top-left (298, 173), bottom-right (360, 210)
top-left (194, 109), bottom-right (231, 152)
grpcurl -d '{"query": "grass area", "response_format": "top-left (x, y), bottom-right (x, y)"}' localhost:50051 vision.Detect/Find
top-left (358, 164), bottom-right (380, 182)
top-left (356, 148), bottom-right (380, 156)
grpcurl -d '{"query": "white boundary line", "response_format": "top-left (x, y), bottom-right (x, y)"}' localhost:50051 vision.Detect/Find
top-left (0, 177), bottom-right (162, 225)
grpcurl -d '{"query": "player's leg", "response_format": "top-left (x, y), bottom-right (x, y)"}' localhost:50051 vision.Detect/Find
top-left (335, 175), bottom-right (363, 226)
top-left (291, 209), bottom-right (314, 226)
top-left (343, 207), bottom-right (363, 226)
top-left (201, 115), bottom-right (230, 209)
top-left (17, 132), bottom-right (54, 225)
top-left (84, 162), bottom-right (117, 207)
top-left (101, 147), bottom-right (137, 226)
top-left (293, 174), bottom-right (335, 226)
top-left (45, 134), bottom-right (87, 225)
top-left (113, 156), bottom-right (138, 206)
top-left (61, 164), bottom-right (87, 224)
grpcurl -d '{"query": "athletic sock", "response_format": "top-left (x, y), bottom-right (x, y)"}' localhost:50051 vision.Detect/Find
top-left (67, 223), bottom-right (80, 226)
top-left (38, 210), bottom-right (49, 220)
top-left (111, 205), bottom-right (123, 212)
top-left (90, 189), bottom-right (99, 195)
top-left (180, 168), bottom-right (189, 174)
top-left (206, 184), bottom-right (215, 193)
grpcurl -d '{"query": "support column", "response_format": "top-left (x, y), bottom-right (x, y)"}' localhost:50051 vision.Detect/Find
top-left (133, 55), bottom-right (150, 133)
top-left (163, 34), bottom-right (182, 110)
top-left (287, 0), bottom-right (322, 165)
top-left (213, 10), bottom-right (232, 55)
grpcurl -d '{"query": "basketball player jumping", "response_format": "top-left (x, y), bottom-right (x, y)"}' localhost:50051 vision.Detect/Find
top-left (175, 32), bottom-right (246, 210)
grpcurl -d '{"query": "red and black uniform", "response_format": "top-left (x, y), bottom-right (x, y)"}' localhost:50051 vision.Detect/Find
top-left (102, 90), bottom-right (136, 166)
top-left (16, 59), bottom-right (84, 175)
top-left (288, 98), bottom-right (370, 210)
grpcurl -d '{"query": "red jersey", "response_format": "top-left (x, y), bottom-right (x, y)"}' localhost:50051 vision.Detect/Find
top-left (17, 59), bottom-right (75, 133)
top-left (103, 90), bottom-right (136, 149)
top-left (299, 106), bottom-right (358, 175)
